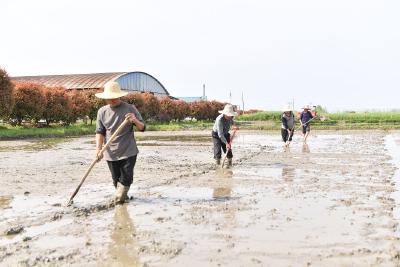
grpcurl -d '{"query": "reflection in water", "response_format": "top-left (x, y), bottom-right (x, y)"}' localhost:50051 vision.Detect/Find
top-left (213, 170), bottom-right (233, 199)
top-left (212, 170), bottom-right (236, 230)
top-left (103, 204), bottom-right (140, 267)
top-left (302, 143), bottom-right (310, 153)
top-left (283, 145), bottom-right (291, 153)
top-left (282, 167), bottom-right (295, 183)
top-left (213, 187), bottom-right (232, 199)
top-left (0, 196), bottom-right (12, 209)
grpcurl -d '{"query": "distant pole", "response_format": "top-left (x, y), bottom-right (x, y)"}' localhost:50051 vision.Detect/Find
top-left (242, 91), bottom-right (245, 114)
top-left (229, 90), bottom-right (232, 104)
top-left (292, 98), bottom-right (295, 111)
top-left (203, 84), bottom-right (206, 100)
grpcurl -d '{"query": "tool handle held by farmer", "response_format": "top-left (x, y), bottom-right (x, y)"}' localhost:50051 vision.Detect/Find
top-left (296, 116), bottom-right (317, 132)
top-left (67, 118), bottom-right (130, 206)
top-left (221, 128), bottom-right (238, 168)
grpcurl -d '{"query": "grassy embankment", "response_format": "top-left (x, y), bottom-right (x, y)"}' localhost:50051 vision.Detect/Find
top-left (0, 121), bottom-right (214, 140)
top-left (1, 112), bottom-right (400, 139)
top-left (236, 111), bottom-right (400, 130)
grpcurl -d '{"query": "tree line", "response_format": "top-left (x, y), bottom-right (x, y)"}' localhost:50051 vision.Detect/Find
top-left (0, 68), bottom-right (225, 126)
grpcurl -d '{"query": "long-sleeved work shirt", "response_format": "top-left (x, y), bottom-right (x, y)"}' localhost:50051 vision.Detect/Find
top-left (281, 113), bottom-right (295, 129)
top-left (212, 114), bottom-right (234, 144)
top-left (300, 110), bottom-right (314, 125)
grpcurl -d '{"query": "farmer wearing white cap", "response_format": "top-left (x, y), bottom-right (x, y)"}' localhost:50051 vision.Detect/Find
top-left (212, 104), bottom-right (238, 167)
top-left (95, 81), bottom-right (145, 204)
top-left (281, 105), bottom-right (295, 147)
top-left (300, 105), bottom-right (315, 143)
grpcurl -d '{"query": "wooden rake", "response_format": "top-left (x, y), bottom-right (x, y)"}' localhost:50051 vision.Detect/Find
top-left (67, 118), bottom-right (130, 206)
top-left (221, 128), bottom-right (238, 169)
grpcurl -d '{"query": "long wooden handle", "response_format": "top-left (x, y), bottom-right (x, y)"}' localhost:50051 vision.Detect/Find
top-left (295, 116), bottom-right (316, 132)
top-left (221, 128), bottom-right (238, 168)
top-left (67, 118), bottom-right (130, 206)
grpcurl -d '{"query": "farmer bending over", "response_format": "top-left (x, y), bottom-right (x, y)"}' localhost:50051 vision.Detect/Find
top-left (95, 81), bottom-right (145, 204)
top-left (281, 105), bottom-right (295, 148)
top-left (300, 105), bottom-right (315, 143)
top-left (212, 104), bottom-right (238, 167)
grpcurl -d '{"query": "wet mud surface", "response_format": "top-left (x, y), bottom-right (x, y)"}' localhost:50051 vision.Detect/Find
top-left (1, 130), bottom-right (400, 266)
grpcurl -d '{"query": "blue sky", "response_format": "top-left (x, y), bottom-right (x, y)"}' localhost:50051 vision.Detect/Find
top-left (1, 0), bottom-right (399, 112)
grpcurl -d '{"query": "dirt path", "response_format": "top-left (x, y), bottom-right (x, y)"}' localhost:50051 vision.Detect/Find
top-left (1, 130), bottom-right (400, 266)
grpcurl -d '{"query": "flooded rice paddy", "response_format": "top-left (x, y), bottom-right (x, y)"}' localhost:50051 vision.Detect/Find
top-left (1, 130), bottom-right (400, 266)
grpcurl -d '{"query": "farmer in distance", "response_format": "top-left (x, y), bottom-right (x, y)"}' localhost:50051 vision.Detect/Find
top-left (281, 105), bottom-right (295, 148)
top-left (300, 105), bottom-right (315, 143)
top-left (212, 104), bottom-right (238, 167)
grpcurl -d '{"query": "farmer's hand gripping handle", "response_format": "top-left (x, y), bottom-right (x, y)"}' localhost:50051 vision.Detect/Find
top-left (221, 128), bottom-right (238, 168)
top-left (67, 118), bottom-right (130, 206)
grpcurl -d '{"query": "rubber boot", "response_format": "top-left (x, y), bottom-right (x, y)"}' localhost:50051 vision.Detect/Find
top-left (227, 158), bottom-right (232, 168)
top-left (115, 183), bottom-right (130, 205)
top-left (215, 158), bottom-right (221, 166)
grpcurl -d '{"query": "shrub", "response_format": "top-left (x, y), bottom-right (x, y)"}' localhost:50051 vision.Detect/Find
top-left (123, 92), bottom-right (145, 117)
top-left (208, 101), bottom-right (225, 120)
top-left (11, 82), bottom-right (46, 124)
top-left (42, 86), bottom-right (69, 125)
top-left (82, 89), bottom-right (105, 125)
top-left (157, 97), bottom-right (176, 122)
top-left (189, 101), bottom-right (211, 120)
top-left (0, 68), bottom-right (14, 119)
top-left (65, 90), bottom-right (90, 125)
top-left (189, 100), bottom-right (225, 121)
top-left (141, 92), bottom-right (160, 121)
top-left (174, 100), bottom-right (190, 121)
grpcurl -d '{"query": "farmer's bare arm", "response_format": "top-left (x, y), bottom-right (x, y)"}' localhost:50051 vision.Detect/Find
top-left (95, 133), bottom-right (105, 161)
top-left (125, 113), bottom-right (145, 131)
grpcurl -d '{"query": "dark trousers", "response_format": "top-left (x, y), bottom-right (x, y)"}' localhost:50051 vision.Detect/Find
top-left (302, 124), bottom-right (311, 134)
top-left (107, 156), bottom-right (137, 187)
top-left (212, 131), bottom-right (233, 159)
top-left (281, 128), bottom-right (294, 142)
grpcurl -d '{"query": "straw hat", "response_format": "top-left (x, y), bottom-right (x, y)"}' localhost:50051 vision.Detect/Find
top-left (219, 104), bottom-right (238, 117)
top-left (95, 81), bottom-right (128, 99)
top-left (282, 105), bottom-right (292, 112)
top-left (303, 105), bottom-right (311, 110)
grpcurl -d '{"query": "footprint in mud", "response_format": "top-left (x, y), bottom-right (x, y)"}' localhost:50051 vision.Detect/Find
top-left (5, 225), bottom-right (24, 235)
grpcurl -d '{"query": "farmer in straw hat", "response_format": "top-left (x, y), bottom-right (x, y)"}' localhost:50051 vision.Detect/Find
top-left (95, 81), bottom-right (145, 204)
top-left (212, 104), bottom-right (238, 167)
top-left (281, 105), bottom-right (295, 148)
top-left (300, 105), bottom-right (315, 143)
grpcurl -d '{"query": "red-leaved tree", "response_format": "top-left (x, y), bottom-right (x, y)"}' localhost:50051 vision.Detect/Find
top-left (0, 68), bottom-right (14, 119)
top-left (189, 101), bottom-right (212, 120)
top-left (42, 86), bottom-right (69, 125)
top-left (174, 100), bottom-right (190, 121)
top-left (141, 92), bottom-right (160, 121)
top-left (82, 89), bottom-right (105, 125)
top-left (208, 100), bottom-right (225, 120)
top-left (65, 90), bottom-right (90, 125)
top-left (158, 97), bottom-right (177, 122)
top-left (11, 82), bottom-right (46, 124)
top-left (123, 92), bottom-right (145, 117)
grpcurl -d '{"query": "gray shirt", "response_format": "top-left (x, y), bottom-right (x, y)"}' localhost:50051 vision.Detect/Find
top-left (281, 113), bottom-right (295, 129)
top-left (96, 101), bottom-right (144, 161)
top-left (212, 114), bottom-right (234, 144)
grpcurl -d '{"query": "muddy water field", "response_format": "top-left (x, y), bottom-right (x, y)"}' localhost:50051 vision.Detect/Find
top-left (1, 130), bottom-right (400, 266)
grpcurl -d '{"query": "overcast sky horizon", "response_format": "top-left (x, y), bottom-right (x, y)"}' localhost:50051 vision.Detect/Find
top-left (1, 0), bottom-right (399, 112)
